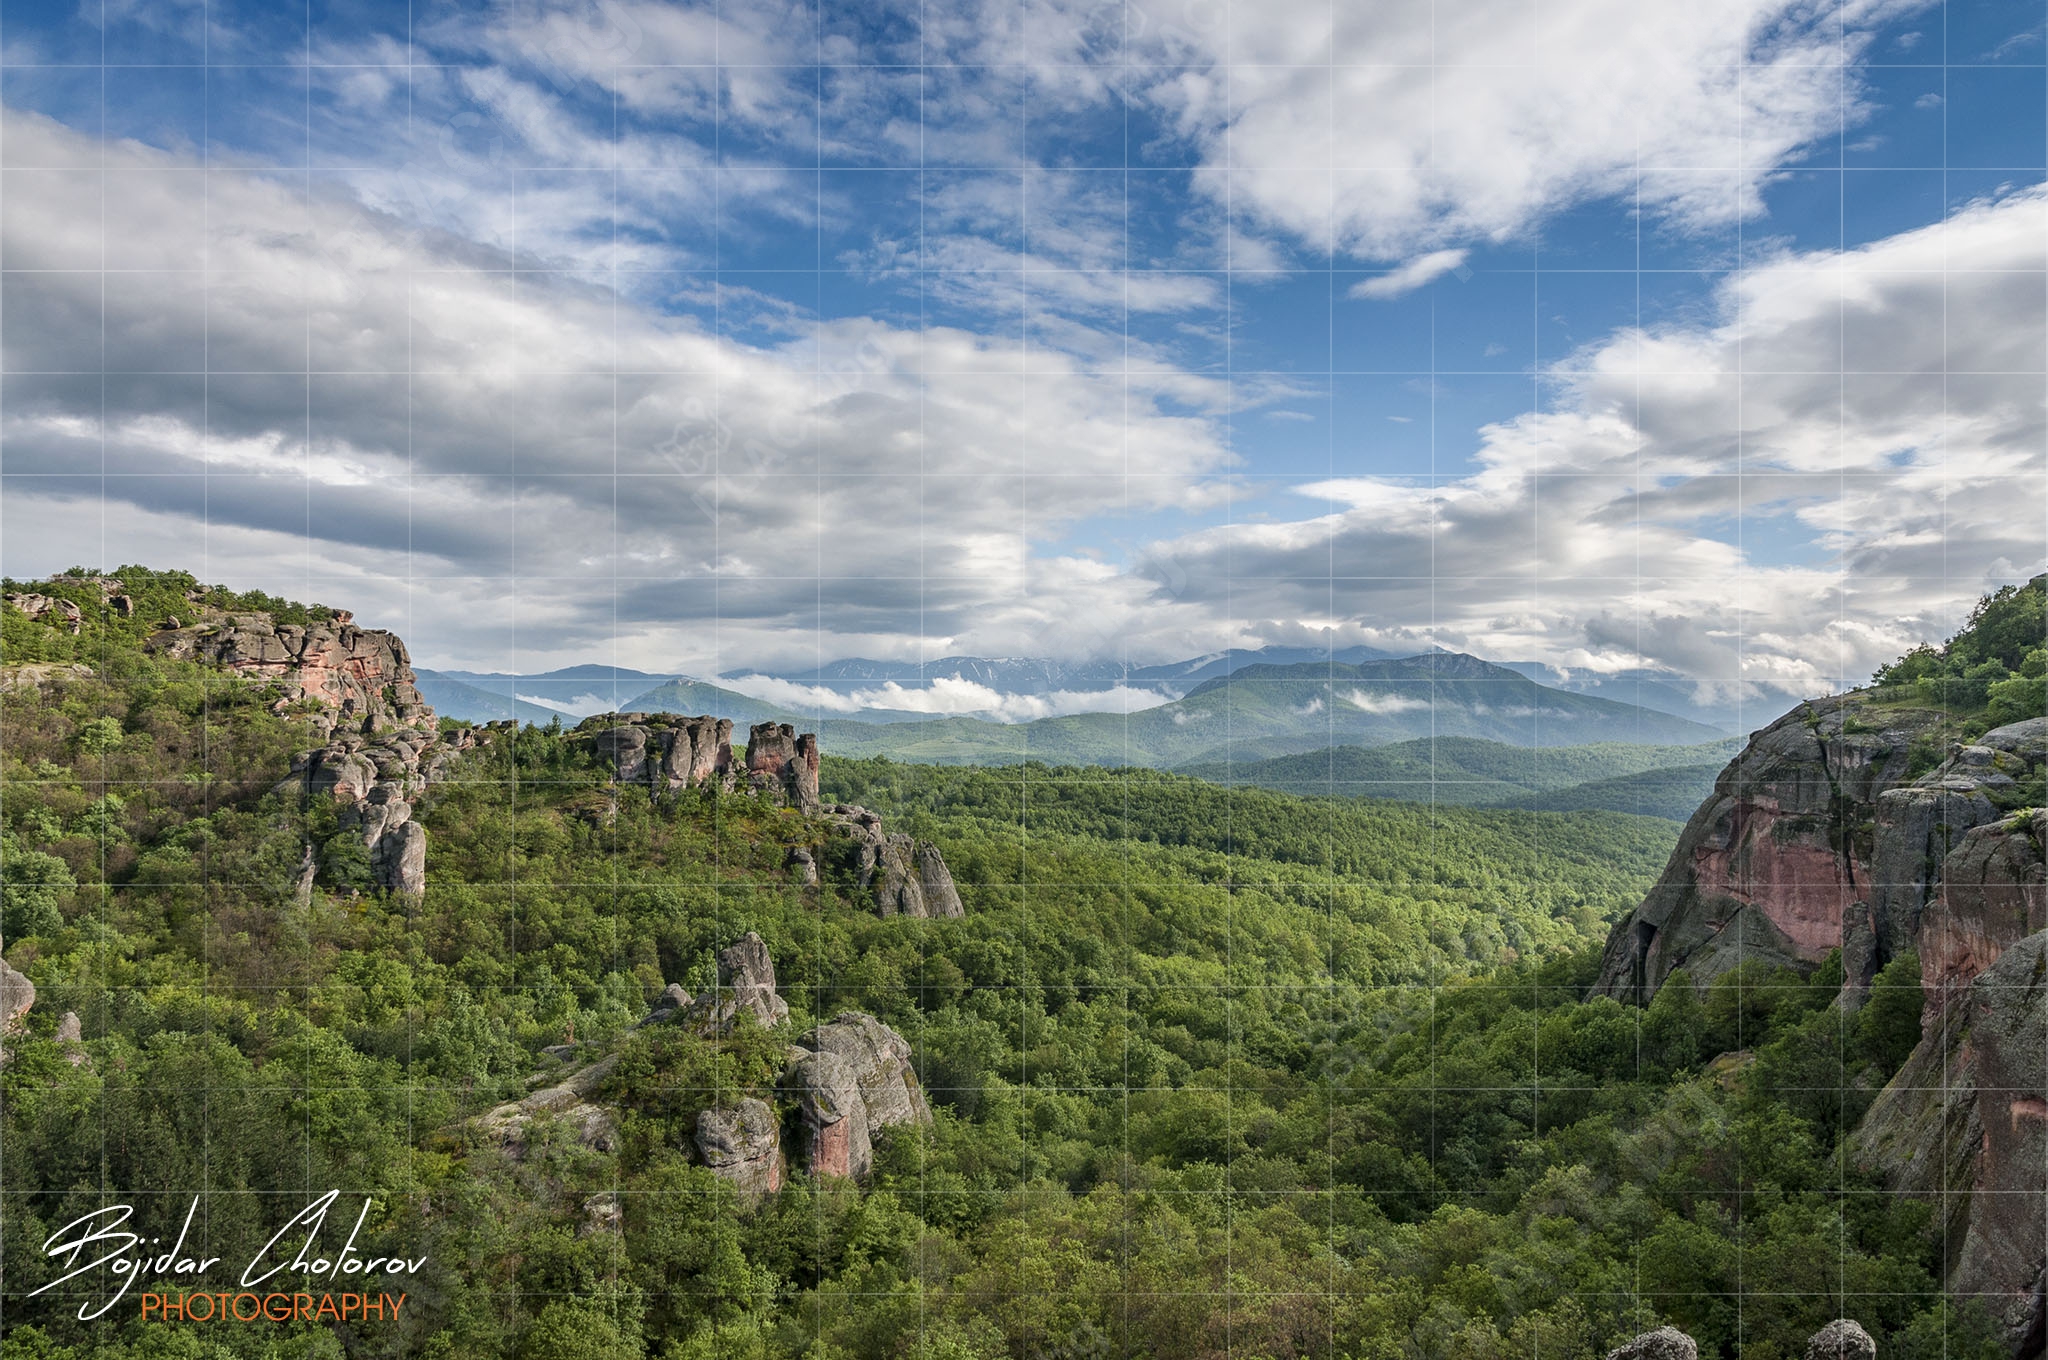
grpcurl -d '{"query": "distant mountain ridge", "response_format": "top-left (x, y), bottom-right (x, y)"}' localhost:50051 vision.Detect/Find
top-left (1182, 736), bottom-right (1741, 819)
top-left (416, 649), bottom-right (1735, 760)
top-left (721, 643), bottom-right (1406, 695)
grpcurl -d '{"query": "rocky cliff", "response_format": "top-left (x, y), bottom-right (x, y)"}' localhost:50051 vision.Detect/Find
top-left (575, 716), bottom-right (967, 919)
top-left (0, 933), bottom-right (34, 1060)
top-left (148, 607), bottom-right (432, 736)
top-left (1592, 700), bottom-right (2046, 1002)
top-left (1603, 693), bottom-right (2048, 1354)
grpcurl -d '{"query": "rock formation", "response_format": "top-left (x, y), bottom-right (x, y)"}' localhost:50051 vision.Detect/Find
top-left (746, 723), bottom-right (821, 813)
top-left (1599, 689), bottom-right (2046, 1358)
top-left (1854, 930), bottom-right (2047, 1355)
top-left (148, 607), bottom-right (432, 736)
top-left (1805, 1319), bottom-right (1876, 1360)
top-left (694, 1098), bottom-right (783, 1202)
top-left (819, 805), bottom-right (965, 918)
top-left (2, 592), bottom-right (83, 633)
top-left (1594, 701), bottom-right (2046, 1002)
top-left (476, 1054), bottom-right (620, 1158)
top-left (277, 727), bottom-right (437, 896)
top-left (685, 932), bottom-right (790, 1034)
top-left (1604, 1328), bottom-right (1696, 1360)
top-left (0, 662), bottom-right (95, 695)
top-left (0, 934), bottom-right (34, 1063)
top-left (582, 713), bottom-right (735, 792)
top-left (781, 1011), bottom-right (930, 1180)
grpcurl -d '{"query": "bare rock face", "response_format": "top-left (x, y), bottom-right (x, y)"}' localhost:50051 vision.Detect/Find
top-left (747, 723), bottom-right (820, 813)
top-left (1595, 697), bottom-right (1965, 1001)
top-left (687, 932), bottom-right (790, 1034)
top-left (147, 607), bottom-right (432, 735)
top-left (1921, 807), bottom-right (2046, 1022)
top-left (1805, 1319), bottom-right (1875, 1360)
top-left (1856, 930), bottom-right (2048, 1357)
top-left (781, 1012), bottom-right (930, 1180)
top-left (1604, 1326), bottom-right (1697, 1360)
top-left (822, 805), bottom-right (966, 919)
top-left (0, 934), bottom-right (34, 1062)
top-left (694, 1097), bottom-right (783, 1202)
top-left (582, 714), bottom-right (735, 793)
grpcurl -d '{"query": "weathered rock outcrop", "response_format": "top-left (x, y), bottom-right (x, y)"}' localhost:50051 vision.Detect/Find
top-left (747, 723), bottom-right (821, 813)
top-left (1593, 699), bottom-right (2031, 1001)
top-left (476, 1054), bottom-right (620, 1158)
top-left (0, 933), bottom-right (34, 1062)
top-left (1921, 807), bottom-right (2046, 1021)
top-left (278, 727), bottom-right (436, 895)
top-left (1805, 1320), bottom-right (1875, 1360)
top-left (148, 607), bottom-right (431, 735)
top-left (781, 1012), bottom-right (930, 1180)
top-left (686, 932), bottom-right (790, 1034)
top-left (820, 804), bottom-right (965, 918)
top-left (2, 592), bottom-right (83, 633)
top-left (694, 1098), bottom-right (782, 1202)
top-left (1604, 1326), bottom-right (1696, 1360)
top-left (0, 662), bottom-right (95, 694)
top-left (581, 713), bottom-right (735, 792)
top-left (1855, 931), bottom-right (2047, 1355)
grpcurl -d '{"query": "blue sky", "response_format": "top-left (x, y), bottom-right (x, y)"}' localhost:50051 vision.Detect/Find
top-left (0, 0), bottom-right (2044, 704)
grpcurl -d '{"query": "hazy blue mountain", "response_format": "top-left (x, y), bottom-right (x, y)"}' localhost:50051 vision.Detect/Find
top-left (724, 643), bottom-right (1406, 698)
top-left (796, 655), bottom-right (1730, 767)
top-left (428, 665), bottom-right (672, 719)
top-left (415, 671), bottom-right (592, 725)
top-left (1494, 662), bottom-right (1750, 732)
top-left (1180, 735), bottom-right (1741, 809)
top-left (1496, 763), bottom-right (1726, 821)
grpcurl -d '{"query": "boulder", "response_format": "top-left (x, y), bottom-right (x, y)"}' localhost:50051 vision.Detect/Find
top-left (644, 982), bottom-right (692, 1024)
top-left (1604, 1327), bottom-right (1697, 1360)
top-left (781, 1012), bottom-right (930, 1180)
top-left (687, 932), bottom-right (790, 1034)
top-left (694, 1098), bottom-right (783, 1202)
top-left (1805, 1319), bottom-right (1875, 1360)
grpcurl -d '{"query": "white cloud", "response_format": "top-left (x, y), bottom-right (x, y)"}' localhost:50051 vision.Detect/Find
top-left (1344, 690), bottom-right (1430, 715)
top-left (1141, 0), bottom-right (1926, 260)
top-left (0, 110), bottom-right (1242, 671)
top-left (718, 673), bottom-right (1176, 722)
top-left (1348, 249), bottom-right (1471, 300)
top-left (1131, 184), bottom-right (2048, 698)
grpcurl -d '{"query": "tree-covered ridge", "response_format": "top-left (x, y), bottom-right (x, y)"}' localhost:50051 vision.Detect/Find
top-left (0, 577), bottom-right (2008, 1360)
top-left (1177, 737), bottom-right (1743, 811)
top-left (1872, 574), bottom-right (2048, 728)
top-left (0, 565), bottom-right (343, 664)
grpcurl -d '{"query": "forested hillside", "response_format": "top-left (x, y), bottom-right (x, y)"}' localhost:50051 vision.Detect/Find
top-left (0, 569), bottom-right (2008, 1360)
